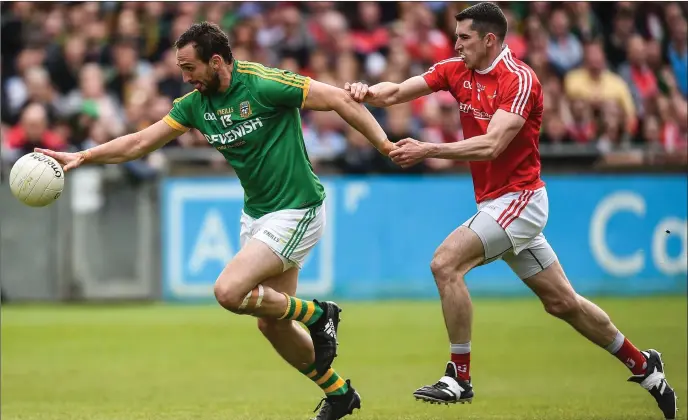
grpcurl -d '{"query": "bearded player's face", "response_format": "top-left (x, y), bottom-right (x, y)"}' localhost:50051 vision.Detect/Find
top-left (176, 44), bottom-right (222, 96)
top-left (454, 20), bottom-right (489, 70)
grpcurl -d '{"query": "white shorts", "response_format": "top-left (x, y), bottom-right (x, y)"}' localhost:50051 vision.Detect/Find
top-left (240, 204), bottom-right (325, 271)
top-left (462, 187), bottom-right (558, 279)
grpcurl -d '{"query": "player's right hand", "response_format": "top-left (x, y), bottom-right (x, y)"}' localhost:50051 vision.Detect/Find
top-left (34, 148), bottom-right (85, 172)
top-left (344, 82), bottom-right (371, 102)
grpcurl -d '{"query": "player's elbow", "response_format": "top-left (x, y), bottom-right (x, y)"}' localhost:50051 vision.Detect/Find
top-left (327, 88), bottom-right (357, 113)
top-left (484, 142), bottom-right (503, 160)
top-left (485, 133), bottom-right (511, 160)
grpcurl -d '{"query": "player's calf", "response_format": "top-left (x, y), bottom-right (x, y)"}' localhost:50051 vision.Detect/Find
top-left (279, 295), bottom-right (342, 374)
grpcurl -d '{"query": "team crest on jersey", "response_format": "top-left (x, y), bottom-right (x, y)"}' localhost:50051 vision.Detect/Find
top-left (240, 101), bottom-right (252, 118)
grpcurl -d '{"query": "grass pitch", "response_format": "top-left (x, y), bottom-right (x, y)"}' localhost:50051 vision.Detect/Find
top-left (2, 297), bottom-right (686, 420)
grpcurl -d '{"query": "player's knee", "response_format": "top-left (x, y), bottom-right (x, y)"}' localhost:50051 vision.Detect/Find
top-left (213, 282), bottom-right (243, 312)
top-left (543, 293), bottom-right (581, 319)
top-left (430, 247), bottom-right (473, 282)
top-left (430, 251), bottom-right (454, 281)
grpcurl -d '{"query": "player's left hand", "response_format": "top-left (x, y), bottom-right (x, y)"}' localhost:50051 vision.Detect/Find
top-left (388, 138), bottom-right (429, 168)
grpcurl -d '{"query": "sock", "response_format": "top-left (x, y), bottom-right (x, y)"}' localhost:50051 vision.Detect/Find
top-left (450, 342), bottom-right (471, 381)
top-left (300, 363), bottom-right (349, 397)
top-left (606, 331), bottom-right (647, 375)
top-left (278, 294), bottom-right (323, 326)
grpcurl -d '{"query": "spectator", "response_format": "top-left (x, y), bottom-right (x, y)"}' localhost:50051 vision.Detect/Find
top-left (542, 114), bottom-right (571, 145)
top-left (503, 8), bottom-right (527, 60)
top-left (547, 8), bottom-right (584, 75)
top-left (660, 96), bottom-right (688, 154)
top-left (274, 5), bottom-right (316, 68)
top-left (13, 66), bottom-right (68, 125)
top-left (420, 92), bottom-right (465, 171)
top-left (568, 2), bottom-right (604, 43)
top-left (403, 4), bottom-right (454, 68)
top-left (666, 14), bottom-right (687, 97)
top-left (565, 42), bottom-right (637, 135)
top-left (567, 99), bottom-right (598, 145)
top-left (3, 103), bottom-right (66, 164)
top-left (597, 101), bottom-right (633, 153)
top-left (303, 111), bottom-right (348, 171)
top-left (63, 63), bottom-right (126, 138)
top-left (107, 39), bottom-right (154, 105)
top-left (350, 2), bottom-right (389, 56)
top-left (4, 42), bottom-right (46, 114)
top-left (44, 35), bottom-right (87, 95)
top-left (618, 35), bottom-right (659, 118)
top-left (604, 7), bottom-right (637, 71)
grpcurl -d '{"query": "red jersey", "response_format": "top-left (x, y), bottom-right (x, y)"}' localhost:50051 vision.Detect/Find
top-left (422, 46), bottom-right (545, 203)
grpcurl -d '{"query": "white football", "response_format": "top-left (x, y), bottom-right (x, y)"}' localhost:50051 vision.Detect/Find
top-left (9, 152), bottom-right (65, 207)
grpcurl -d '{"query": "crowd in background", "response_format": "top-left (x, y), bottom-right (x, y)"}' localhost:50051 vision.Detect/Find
top-left (1, 1), bottom-right (687, 175)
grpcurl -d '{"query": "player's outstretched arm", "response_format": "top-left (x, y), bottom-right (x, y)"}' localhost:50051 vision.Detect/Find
top-left (35, 120), bottom-right (184, 172)
top-left (344, 76), bottom-right (433, 108)
top-left (389, 110), bottom-right (526, 167)
top-left (303, 79), bottom-right (396, 155)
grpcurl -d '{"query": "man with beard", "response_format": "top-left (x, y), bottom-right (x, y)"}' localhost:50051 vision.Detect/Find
top-left (35, 21), bottom-right (396, 420)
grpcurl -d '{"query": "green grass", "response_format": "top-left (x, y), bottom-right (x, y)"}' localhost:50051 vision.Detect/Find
top-left (2, 297), bottom-right (686, 420)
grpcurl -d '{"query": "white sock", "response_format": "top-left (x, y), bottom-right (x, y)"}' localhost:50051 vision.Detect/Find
top-left (450, 342), bottom-right (471, 354)
top-left (605, 331), bottom-right (625, 354)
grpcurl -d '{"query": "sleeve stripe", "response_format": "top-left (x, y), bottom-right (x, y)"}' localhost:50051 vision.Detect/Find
top-left (173, 89), bottom-right (198, 104)
top-left (237, 62), bottom-right (307, 84)
top-left (422, 57), bottom-right (464, 76)
top-left (503, 52), bottom-right (532, 116)
top-left (300, 77), bottom-right (311, 109)
top-left (163, 115), bottom-right (190, 132)
top-left (236, 61), bottom-right (307, 84)
top-left (236, 69), bottom-right (306, 90)
top-left (237, 61), bottom-right (306, 81)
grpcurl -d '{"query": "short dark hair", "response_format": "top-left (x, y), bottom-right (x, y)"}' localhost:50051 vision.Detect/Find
top-left (174, 21), bottom-right (233, 63)
top-left (455, 2), bottom-right (508, 42)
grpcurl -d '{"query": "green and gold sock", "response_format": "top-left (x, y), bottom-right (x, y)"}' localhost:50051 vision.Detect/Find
top-left (279, 294), bottom-right (323, 326)
top-left (300, 364), bottom-right (349, 397)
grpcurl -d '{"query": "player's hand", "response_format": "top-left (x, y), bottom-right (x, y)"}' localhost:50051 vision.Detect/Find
top-left (34, 148), bottom-right (86, 172)
top-left (344, 81), bottom-right (372, 103)
top-left (388, 138), bottom-right (429, 168)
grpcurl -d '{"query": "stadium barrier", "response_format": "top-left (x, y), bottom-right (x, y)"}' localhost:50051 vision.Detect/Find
top-left (1, 166), bottom-right (159, 302)
top-left (161, 175), bottom-right (687, 301)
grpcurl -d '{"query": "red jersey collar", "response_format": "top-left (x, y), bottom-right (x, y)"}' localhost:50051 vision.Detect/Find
top-left (475, 45), bottom-right (510, 75)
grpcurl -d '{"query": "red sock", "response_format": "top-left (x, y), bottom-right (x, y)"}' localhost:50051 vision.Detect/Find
top-left (614, 338), bottom-right (647, 375)
top-left (450, 352), bottom-right (471, 381)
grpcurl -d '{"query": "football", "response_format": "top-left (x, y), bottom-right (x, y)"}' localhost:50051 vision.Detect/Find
top-left (9, 152), bottom-right (65, 207)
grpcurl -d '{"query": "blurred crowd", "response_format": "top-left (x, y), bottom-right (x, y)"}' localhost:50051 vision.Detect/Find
top-left (1, 1), bottom-right (687, 176)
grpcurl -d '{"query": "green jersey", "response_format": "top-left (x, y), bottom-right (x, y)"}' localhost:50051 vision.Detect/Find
top-left (163, 60), bottom-right (325, 219)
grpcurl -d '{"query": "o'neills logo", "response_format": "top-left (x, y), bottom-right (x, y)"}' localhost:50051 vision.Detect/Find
top-left (31, 153), bottom-right (63, 178)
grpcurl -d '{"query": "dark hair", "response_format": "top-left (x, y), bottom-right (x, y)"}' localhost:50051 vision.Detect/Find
top-left (455, 2), bottom-right (508, 42)
top-left (174, 21), bottom-right (233, 63)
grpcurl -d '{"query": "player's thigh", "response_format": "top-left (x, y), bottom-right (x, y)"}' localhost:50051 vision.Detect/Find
top-left (432, 223), bottom-right (486, 276)
top-left (215, 238), bottom-right (285, 304)
top-left (460, 211), bottom-right (514, 266)
top-left (262, 267), bottom-right (299, 296)
top-left (503, 237), bottom-right (576, 309)
top-left (252, 204), bottom-right (326, 271)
